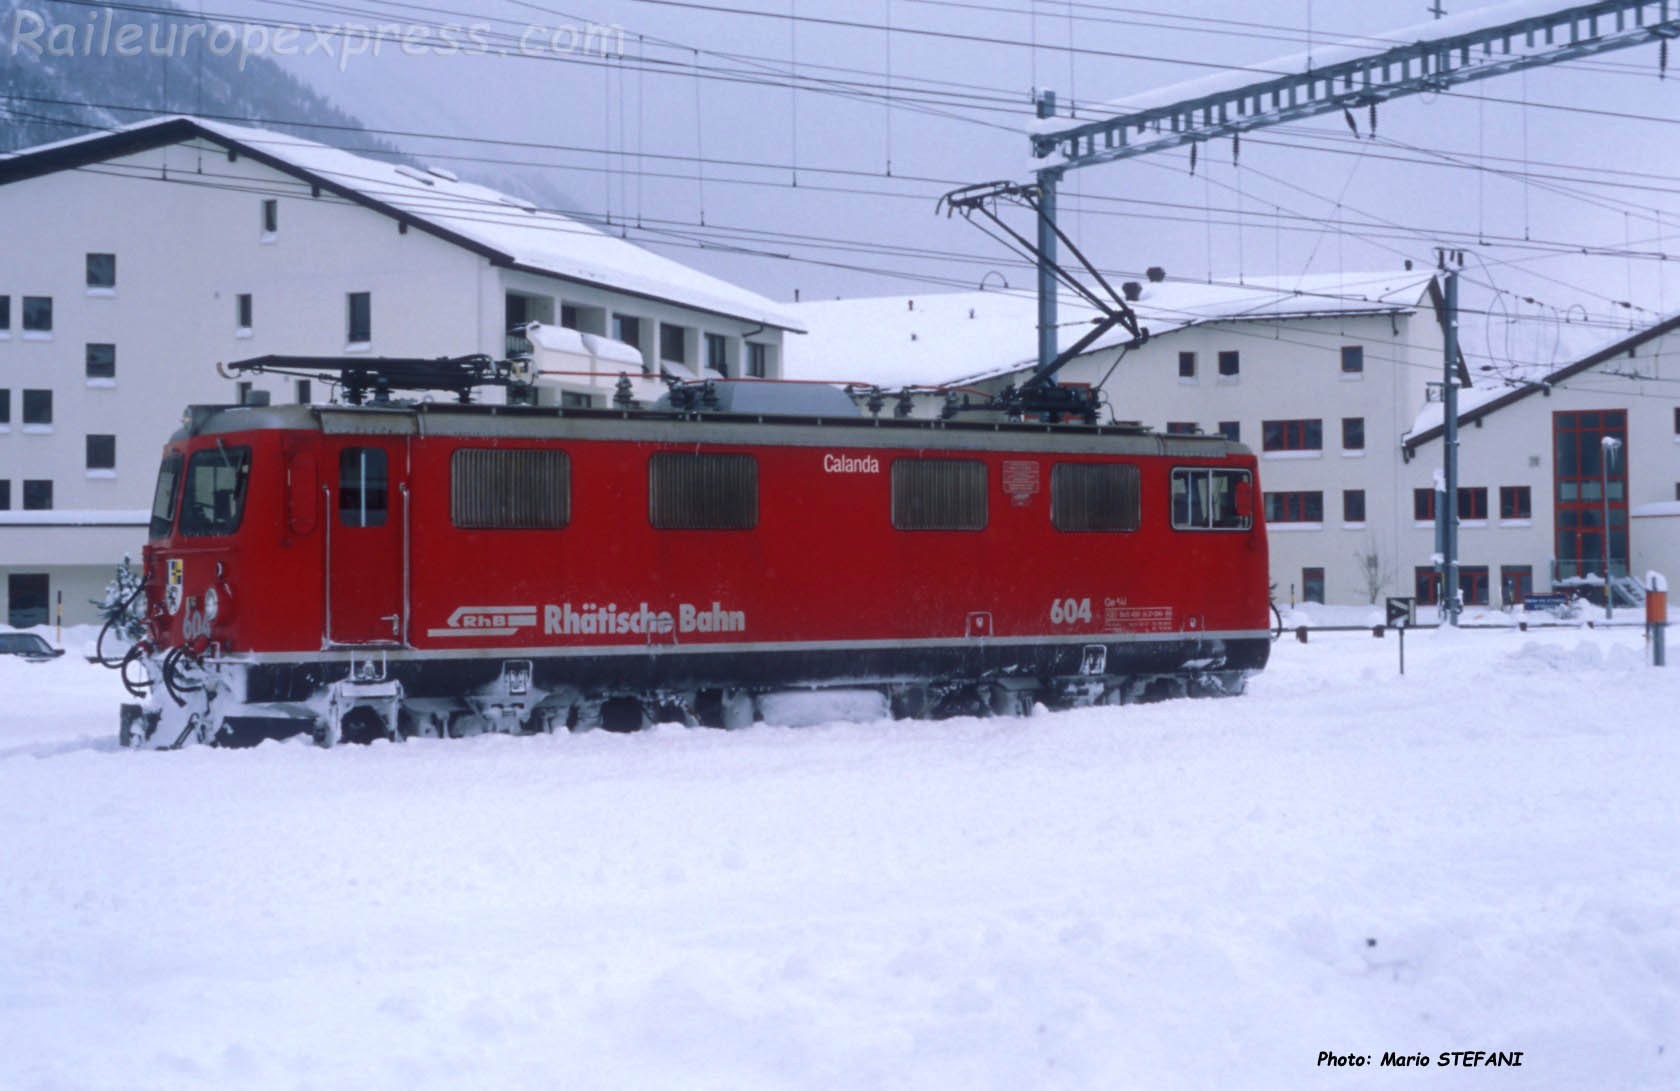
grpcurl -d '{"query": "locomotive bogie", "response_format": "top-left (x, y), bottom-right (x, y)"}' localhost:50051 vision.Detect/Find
top-left (116, 397), bottom-right (1270, 747)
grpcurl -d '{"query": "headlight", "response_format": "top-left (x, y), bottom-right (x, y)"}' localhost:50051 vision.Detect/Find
top-left (203, 586), bottom-right (219, 621)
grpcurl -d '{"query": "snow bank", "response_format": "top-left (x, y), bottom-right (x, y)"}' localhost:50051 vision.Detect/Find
top-left (2, 625), bottom-right (1677, 1089)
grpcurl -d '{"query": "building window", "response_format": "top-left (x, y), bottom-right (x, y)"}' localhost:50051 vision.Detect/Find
top-left (659, 323), bottom-right (689, 364)
top-left (237, 293), bottom-right (253, 331)
top-left (1217, 421), bottom-right (1240, 442)
top-left (452, 448), bottom-right (570, 529)
top-left (892, 458), bottom-right (986, 531)
top-left (612, 313), bottom-right (642, 349)
top-left (0, 295), bottom-right (9, 331)
top-left (0, 390), bottom-right (9, 424)
top-left (22, 389), bottom-right (51, 426)
top-left (1171, 467), bottom-right (1252, 530)
top-left (22, 480), bottom-right (53, 511)
top-left (705, 333), bottom-right (729, 376)
top-left (86, 252), bottom-right (116, 289)
top-left (1263, 490), bottom-right (1323, 523)
top-left (262, 198), bottom-right (278, 234)
top-left (746, 342), bottom-right (768, 378)
top-left (86, 343), bottom-right (115, 380)
top-left (1553, 409), bottom-right (1628, 580)
top-left (1342, 417), bottom-right (1365, 451)
top-left (560, 303), bottom-right (606, 335)
top-left (1261, 419), bottom-right (1322, 452)
top-left (338, 448), bottom-right (388, 528)
top-left (1302, 567), bottom-right (1326, 604)
top-left (1217, 350), bottom-right (1239, 378)
top-left (347, 292), bottom-right (371, 343)
top-left (1674, 406), bottom-right (1680, 436)
top-left (295, 379), bottom-right (312, 404)
top-left (1500, 565), bottom-right (1533, 606)
top-left (1343, 489), bottom-right (1366, 523)
top-left (1178, 352), bottom-right (1196, 379)
top-left (0, 480), bottom-right (8, 509)
top-left (22, 296), bottom-right (51, 332)
top-left (1457, 486), bottom-right (1489, 520)
top-left (1340, 345), bottom-right (1364, 374)
top-left (651, 453), bottom-right (758, 530)
top-left (86, 434), bottom-right (116, 471)
top-left (7, 573), bottom-right (52, 627)
top-left (1414, 488), bottom-right (1436, 521)
top-left (181, 446), bottom-right (252, 537)
top-left (1052, 462), bottom-right (1140, 532)
top-left (1499, 486), bottom-right (1531, 520)
top-left (1415, 567), bottom-right (1441, 606)
top-left (1459, 565), bottom-right (1490, 606)
top-left (1165, 421), bottom-right (1198, 435)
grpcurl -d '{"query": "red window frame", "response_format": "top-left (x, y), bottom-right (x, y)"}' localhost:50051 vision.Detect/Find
top-left (1415, 567), bottom-right (1441, 606)
top-left (1499, 486), bottom-right (1531, 520)
top-left (1413, 488), bottom-right (1435, 521)
top-left (1264, 490), bottom-right (1324, 523)
top-left (1457, 487), bottom-right (1488, 520)
top-left (1261, 419), bottom-right (1323, 452)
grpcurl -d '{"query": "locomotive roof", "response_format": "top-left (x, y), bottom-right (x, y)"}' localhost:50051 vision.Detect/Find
top-left (175, 402), bottom-right (1249, 459)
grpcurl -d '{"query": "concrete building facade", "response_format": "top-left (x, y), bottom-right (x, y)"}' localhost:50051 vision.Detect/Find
top-left (0, 117), bottom-right (801, 626)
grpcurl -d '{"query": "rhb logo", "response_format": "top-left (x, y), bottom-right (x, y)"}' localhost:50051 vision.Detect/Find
top-left (427, 605), bottom-right (538, 638)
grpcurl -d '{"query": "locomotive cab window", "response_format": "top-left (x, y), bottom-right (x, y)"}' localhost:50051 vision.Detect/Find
top-left (339, 447), bottom-right (388, 528)
top-left (1051, 462), bottom-right (1139, 532)
top-left (180, 446), bottom-right (252, 537)
top-left (892, 459), bottom-right (987, 531)
top-left (453, 448), bottom-right (570, 529)
top-left (1171, 467), bottom-right (1252, 531)
top-left (148, 453), bottom-right (183, 538)
top-left (650, 453), bottom-right (757, 529)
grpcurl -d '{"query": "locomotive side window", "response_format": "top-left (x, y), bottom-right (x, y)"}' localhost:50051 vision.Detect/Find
top-left (650, 453), bottom-right (757, 530)
top-left (180, 446), bottom-right (253, 537)
top-left (1170, 468), bottom-right (1252, 531)
top-left (339, 447), bottom-right (388, 528)
top-left (1051, 463), bottom-right (1140, 532)
top-left (892, 459), bottom-right (987, 531)
top-left (148, 453), bottom-right (183, 539)
top-left (452, 449), bottom-right (570, 529)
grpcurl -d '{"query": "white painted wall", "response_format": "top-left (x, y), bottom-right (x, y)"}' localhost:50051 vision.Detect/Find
top-left (0, 134), bottom-right (786, 625)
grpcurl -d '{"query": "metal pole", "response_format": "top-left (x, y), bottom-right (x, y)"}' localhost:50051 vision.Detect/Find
top-left (1601, 436), bottom-right (1620, 621)
top-left (1440, 265), bottom-right (1461, 626)
top-left (1035, 91), bottom-right (1059, 374)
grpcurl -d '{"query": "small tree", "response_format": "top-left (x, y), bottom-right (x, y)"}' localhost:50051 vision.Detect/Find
top-left (94, 557), bottom-right (147, 644)
top-left (1352, 538), bottom-right (1393, 605)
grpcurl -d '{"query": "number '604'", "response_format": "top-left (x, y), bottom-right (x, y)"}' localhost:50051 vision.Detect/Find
top-left (1050, 597), bottom-right (1092, 624)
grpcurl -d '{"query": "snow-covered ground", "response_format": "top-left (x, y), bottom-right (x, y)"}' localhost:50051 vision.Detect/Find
top-left (2, 624), bottom-right (1677, 1090)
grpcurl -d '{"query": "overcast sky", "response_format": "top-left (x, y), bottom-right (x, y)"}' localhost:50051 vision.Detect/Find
top-left (218, 0), bottom-right (1680, 372)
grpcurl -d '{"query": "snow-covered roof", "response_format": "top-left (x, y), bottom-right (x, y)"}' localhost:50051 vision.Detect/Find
top-left (782, 270), bottom-right (1432, 387)
top-left (0, 117), bottom-right (802, 332)
top-left (1405, 309), bottom-right (1680, 449)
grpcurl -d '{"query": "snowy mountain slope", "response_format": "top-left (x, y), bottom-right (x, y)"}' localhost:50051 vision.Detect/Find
top-left (0, 624), bottom-right (1676, 1089)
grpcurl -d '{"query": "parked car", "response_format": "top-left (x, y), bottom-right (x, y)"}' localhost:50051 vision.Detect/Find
top-left (0, 632), bottom-right (65, 661)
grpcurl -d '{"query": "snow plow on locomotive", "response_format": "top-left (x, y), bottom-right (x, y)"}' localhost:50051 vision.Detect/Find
top-left (111, 355), bottom-right (1270, 748)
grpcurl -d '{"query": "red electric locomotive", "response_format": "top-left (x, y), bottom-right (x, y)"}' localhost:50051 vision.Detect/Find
top-left (113, 354), bottom-right (1270, 748)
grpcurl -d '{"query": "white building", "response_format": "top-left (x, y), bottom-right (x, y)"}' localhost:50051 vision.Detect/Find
top-left (1401, 315), bottom-right (1680, 611)
top-left (785, 271), bottom-right (1448, 606)
top-left (0, 117), bottom-right (802, 626)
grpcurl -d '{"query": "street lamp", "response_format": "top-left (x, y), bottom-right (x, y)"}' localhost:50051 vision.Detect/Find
top-left (1601, 435), bottom-right (1623, 621)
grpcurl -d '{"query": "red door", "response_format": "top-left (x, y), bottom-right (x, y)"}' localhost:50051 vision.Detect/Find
top-left (328, 440), bottom-right (407, 645)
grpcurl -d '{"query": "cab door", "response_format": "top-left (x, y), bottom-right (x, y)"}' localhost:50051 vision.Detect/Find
top-left (327, 440), bottom-right (408, 645)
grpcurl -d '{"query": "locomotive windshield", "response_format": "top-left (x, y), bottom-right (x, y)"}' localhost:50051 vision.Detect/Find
top-left (148, 453), bottom-right (183, 539)
top-left (1171, 468), bottom-right (1252, 531)
top-left (179, 445), bottom-right (253, 537)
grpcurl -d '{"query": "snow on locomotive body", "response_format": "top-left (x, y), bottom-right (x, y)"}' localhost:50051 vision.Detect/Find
top-left (117, 380), bottom-right (1270, 748)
